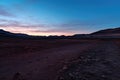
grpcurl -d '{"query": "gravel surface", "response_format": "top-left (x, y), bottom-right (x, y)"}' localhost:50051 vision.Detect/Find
top-left (58, 40), bottom-right (120, 80)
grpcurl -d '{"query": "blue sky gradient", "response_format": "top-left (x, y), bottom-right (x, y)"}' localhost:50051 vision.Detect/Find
top-left (0, 0), bottom-right (120, 35)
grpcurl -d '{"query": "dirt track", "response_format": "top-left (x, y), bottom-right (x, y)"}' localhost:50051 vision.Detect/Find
top-left (0, 39), bottom-right (120, 80)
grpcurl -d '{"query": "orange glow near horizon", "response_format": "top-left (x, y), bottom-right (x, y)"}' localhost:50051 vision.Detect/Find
top-left (0, 27), bottom-right (75, 36)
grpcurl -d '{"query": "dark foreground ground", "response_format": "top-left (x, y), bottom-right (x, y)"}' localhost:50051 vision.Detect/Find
top-left (0, 39), bottom-right (120, 80)
top-left (58, 39), bottom-right (120, 80)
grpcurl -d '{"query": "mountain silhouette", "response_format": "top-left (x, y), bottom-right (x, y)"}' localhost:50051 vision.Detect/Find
top-left (1, 27), bottom-right (120, 39)
top-left (91, 27), bottom-right (120, 35)
top-left (0, 29), bottom-right (28, 38)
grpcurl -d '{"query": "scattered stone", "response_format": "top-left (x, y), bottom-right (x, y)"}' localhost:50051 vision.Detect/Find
top-left (62, 65), bottom-right (68, 70)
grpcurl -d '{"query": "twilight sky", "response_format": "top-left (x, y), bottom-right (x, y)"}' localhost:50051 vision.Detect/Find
top-left (0, 0), bottom-right (120, 36)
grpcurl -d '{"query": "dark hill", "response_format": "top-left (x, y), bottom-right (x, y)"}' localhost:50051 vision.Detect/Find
top-left (0, 29), bottom-right (28, 38)
top-left (91, 27), bottom-right (120, 35)
top-left (1, 27), bottom-right (120, 39)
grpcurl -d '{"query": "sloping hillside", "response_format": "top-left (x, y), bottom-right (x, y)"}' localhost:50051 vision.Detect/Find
top-left (91, 27), bottom-right (120, 35)
top-left (0, 29), bottom-right (28, 38)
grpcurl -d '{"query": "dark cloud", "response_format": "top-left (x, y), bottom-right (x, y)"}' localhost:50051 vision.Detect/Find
top-left (0, 19), bottom-right (20, 27)
top-left (31, 26), bottom-right (79, 33)
top-left (0, 19), bottom-right (94, 34)
top-left (31, 29), bottom-right (62, 33)
top-left (49, 21), bottom-right (94, 32)
top-left (0, 6), bottom-right (15, 17)
top-left (0, 19), bottom-right (46, 30)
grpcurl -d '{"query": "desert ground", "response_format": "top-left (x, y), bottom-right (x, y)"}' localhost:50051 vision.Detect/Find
top-left (0, 39), bottom-right (120, 80)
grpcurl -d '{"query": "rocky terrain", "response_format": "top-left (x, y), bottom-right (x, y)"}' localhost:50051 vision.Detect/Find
top-left (57, 40), bottom-right (120, 80)
top-left (1, 28), bottom-right (120, 80)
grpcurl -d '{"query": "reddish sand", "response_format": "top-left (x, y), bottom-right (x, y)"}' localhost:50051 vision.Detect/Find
top-left (0, 39), bottom-right (103, 80)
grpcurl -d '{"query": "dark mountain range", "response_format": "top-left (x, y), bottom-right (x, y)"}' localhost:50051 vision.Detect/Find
top-left (91, 27), bottom-right (120, 35)
top-left (0, 29), bottom-right (29, 38)
top-left (0, 27), bottom-right (120, 39)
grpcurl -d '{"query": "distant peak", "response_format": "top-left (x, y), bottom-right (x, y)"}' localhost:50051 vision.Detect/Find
top-left (91, 27), bottom-right (120, 35)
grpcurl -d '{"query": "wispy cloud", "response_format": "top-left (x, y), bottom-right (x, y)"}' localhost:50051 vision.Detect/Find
top-left (0, 19), bottom-right (49, 34)
top-left (0, 19), bottom-right (94, 35)
top-left (30, 21), bottom-right (93, 34)
top-left (0, 5), bottom-right (15, 17)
